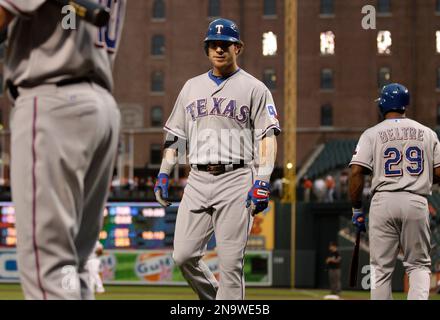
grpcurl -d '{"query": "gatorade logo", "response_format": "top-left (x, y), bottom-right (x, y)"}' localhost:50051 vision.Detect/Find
top-left (215, 24), bottom-right (224, 34)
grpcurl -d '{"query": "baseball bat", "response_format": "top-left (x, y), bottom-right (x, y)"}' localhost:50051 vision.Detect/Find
top-left (52, 0), bottom-right (111, 27)
top-left (349, 230), bottom-right (361, 288)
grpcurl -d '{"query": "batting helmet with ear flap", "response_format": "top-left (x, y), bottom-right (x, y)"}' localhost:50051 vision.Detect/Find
top-left (377, 83), bottom-right (410, 116)
top-left (204, 18), bottom-right (243, 54)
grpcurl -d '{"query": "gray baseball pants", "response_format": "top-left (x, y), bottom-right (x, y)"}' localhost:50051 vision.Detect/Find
top-left (10, 82), bottom-right (120, 300)
top-left (369, 191), bottom-right (431, 300)
top-left (173, 166), bottom-right (254, 300)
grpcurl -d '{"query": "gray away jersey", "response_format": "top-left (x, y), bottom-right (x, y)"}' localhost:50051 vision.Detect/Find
top-left (0, 0), bottom-right (126, 91)
top-left (164, 69), bottom-right (281, 165)
top-left (350, 118), bottom-right (440, 196)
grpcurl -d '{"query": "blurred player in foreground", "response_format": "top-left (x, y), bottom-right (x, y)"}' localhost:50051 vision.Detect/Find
top-left (0, 0), bottom-right (126, 299)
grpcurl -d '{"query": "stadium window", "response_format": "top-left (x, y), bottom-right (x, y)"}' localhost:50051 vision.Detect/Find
top-left (152, 0), bottom-right (165, 19)
top-left (263, 68), bottom-right (277, 90)
top-left (377, 31), bottom-right (392, 54)
top-left (320, 31), bottom-right (335, 55)
top-left (378, 67), bottom-right (391, 88)
top-left (320, 104), bottom-right (333, 126)
top-left (437, 0), bottom-right (440, 13)
top-left (320, 0), bottom-right (334, 15)
top-left (151, 71), bottom-right (164, 92)
top-left (436, 31), bottom-right (440, 53)
top-left (151, 106), bottom-right (163, 127)
top-left (208, 0), bottom-right (221, 17)
top-left (377, 0), bottom-right (390, 14)
top-left (320, 68), bottom-right (334, 90)
top-left (263, 0), bottom-right (276, 17)
top-left (150, 144), bottom-right (162, 164)
top-left (151, 34), bottom-right (165, 56)
top-left (437, 105), bottom-right (440, 126)
top-left (437, 68), bottom-right (440, 89)
top-left (262, 32), bottom-right (277, 56)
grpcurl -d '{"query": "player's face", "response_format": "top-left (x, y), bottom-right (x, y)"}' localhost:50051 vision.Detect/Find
top-left (207, 41), bottom-right (241, 74)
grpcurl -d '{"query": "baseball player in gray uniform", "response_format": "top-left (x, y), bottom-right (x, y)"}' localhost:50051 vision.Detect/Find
top-left (0, 0), bottom-right (126, 299)
top-left (154, 18), bottom-right (281, 300)
top-left (349, 83), bottom-right (440, 300)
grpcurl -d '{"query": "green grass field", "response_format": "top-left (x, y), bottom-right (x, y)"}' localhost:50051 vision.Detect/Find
top-left (0, 284), bottom-right (439, 300)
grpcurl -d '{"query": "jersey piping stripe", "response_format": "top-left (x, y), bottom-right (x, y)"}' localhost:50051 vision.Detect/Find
top-left (349, 160), bottom-right (373, 171)
top-left (163, 126), bottom-right (187, 140)
top-left (241, 208), bottom-right (251, 300)
top-left (256, 124), bottom-right (281, 139)
top-left (32, 97), bottom-right (47, 300)
top-left (3, 0), bottom-right (32, 18)
top-left (241, 168), bottom-right (253, 300)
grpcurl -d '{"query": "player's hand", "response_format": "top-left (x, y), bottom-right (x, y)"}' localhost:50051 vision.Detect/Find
top-left (246, 180), bottom-right (270, 216)
top-left (352, 208), bottom-right (366, 233)
top-left (154, 173), bottom-right (171, 207)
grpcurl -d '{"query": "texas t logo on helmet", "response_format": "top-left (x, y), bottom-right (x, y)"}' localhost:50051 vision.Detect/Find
top-left (204, 18), bottom-right (242, 44)
top-left (215, 24), bottom-right (224, 34)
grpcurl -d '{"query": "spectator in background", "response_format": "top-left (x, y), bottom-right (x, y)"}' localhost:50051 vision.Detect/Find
top-left (179, 176), bottom-right (188, 188)
top-left (362, 177), bottom-right (372, 203)
top-left (428, 203), bottom-right (438, 228)
top-left (325, 242), bottom-right (342, 299)
top-left (303, 176), bottom-right (313, 203)
top-left (272, 177), bottom-right (283, 199)
top-left (313, 178), bottom-right (326, 203)
top-left (429, 203), bottom-right (437, 219)
top-left (339, 170), bottom-right (349, 200)
top-left (146, 177), bottom-right (154, 187)
top-left (325, 175), bottom-right (336, 203)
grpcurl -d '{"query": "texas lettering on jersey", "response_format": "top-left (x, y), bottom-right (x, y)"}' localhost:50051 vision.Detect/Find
top-left (185, 98), bottom-right (250, 124)
top-left (164, 69), bottom-right (281, 165)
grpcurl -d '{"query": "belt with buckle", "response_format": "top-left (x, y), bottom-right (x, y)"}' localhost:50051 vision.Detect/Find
top-left (193, 163), bottom-right (246, 175)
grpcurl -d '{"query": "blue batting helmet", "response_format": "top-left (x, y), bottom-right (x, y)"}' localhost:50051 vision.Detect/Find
top-left (377, 83), bottom-right (410, 115)
top-left (204, 18), bottom-right (242, 44)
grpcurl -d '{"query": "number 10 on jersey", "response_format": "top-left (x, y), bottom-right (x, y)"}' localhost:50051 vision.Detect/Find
top-left (384, 146), bottom-right (424, 177)
top-left (96, 0), bottom-right (124, 52)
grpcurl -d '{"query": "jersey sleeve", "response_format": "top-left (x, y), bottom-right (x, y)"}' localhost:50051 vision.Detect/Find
top-left (349, 131), bottom-right (373, 171)
top-left (251, 85), bottom-right (281, 140)
top-left (0, 0), bottom-right (46, 17)
top-left (164, 83), bottom-right (188, 140)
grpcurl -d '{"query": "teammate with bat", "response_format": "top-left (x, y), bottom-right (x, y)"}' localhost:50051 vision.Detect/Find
top-left (349, 83), bottom-right (440, 300)
top-left (0, 0), bottom-right (126, 299)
